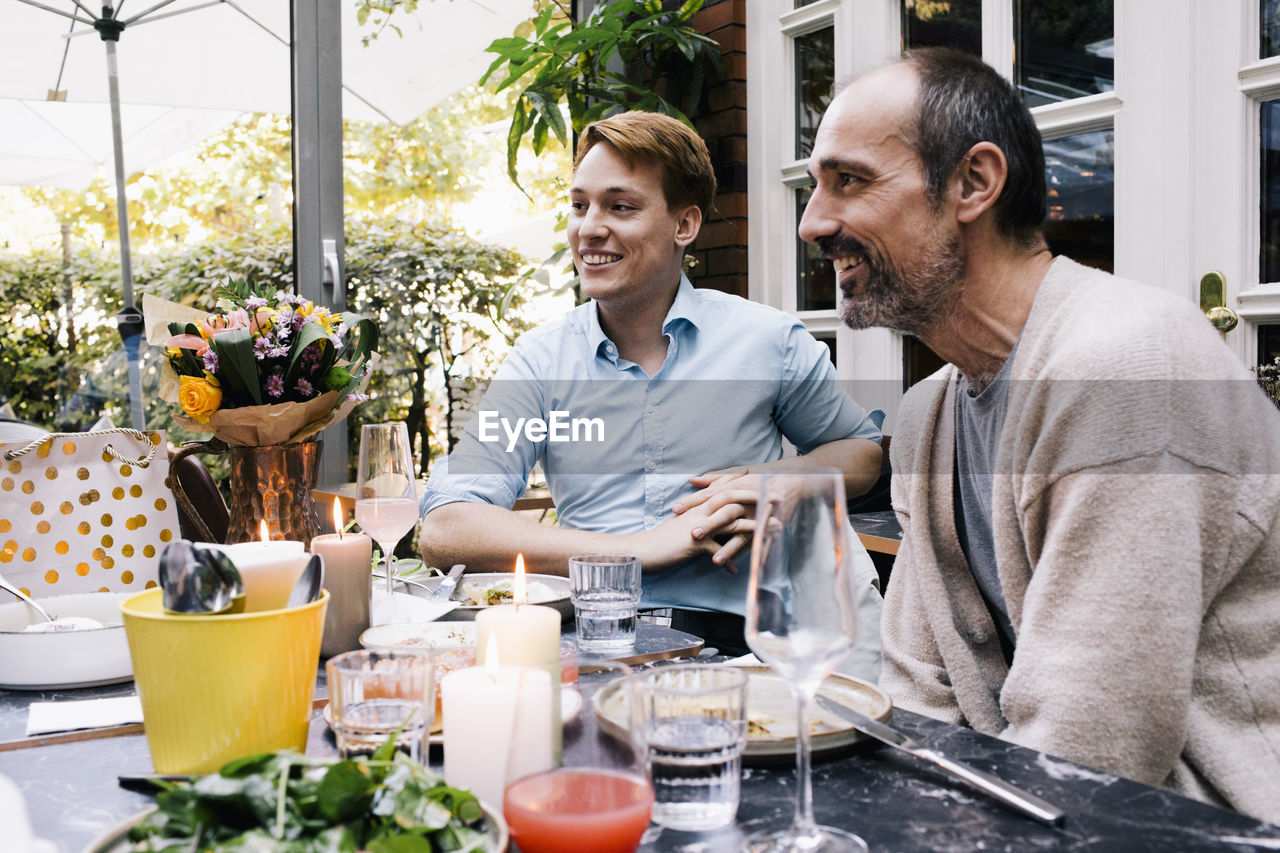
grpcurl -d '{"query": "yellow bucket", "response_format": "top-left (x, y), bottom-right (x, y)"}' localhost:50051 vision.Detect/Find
top-left (120, 588), bottom-right (328, 774)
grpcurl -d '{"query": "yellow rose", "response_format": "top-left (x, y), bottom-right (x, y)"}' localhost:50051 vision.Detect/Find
top-left (178, 374), bottom-right (222, 425)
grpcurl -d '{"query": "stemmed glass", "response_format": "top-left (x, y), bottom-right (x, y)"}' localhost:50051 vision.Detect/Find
top-left (745, 468), bottom-right (867, 853)
top-left (355, 422), bottom-right (419, 607)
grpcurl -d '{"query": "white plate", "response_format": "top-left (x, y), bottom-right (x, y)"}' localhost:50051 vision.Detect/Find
top-left (397, 572), bottom-right (574, 622)
top-left (0, 591), bottom-right (133, 690)
top-left (593, 665), bottom-right (892, 763)
top-left (360, 621), bottom-right (476, 651)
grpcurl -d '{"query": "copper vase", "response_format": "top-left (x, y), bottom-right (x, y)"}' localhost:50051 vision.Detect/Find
top-left (222, 440), bottom-right (323, 544)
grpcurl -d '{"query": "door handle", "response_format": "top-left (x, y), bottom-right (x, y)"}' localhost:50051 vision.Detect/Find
top-left (1199, 271), bottom-right (1239, 335)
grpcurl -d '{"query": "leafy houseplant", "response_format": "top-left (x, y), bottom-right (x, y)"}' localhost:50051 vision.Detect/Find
top-left (479, 0), bottom-right (725, 193)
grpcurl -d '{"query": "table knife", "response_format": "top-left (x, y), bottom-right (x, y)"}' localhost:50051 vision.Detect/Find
top-left (815, 694), bottom-right (1066, 826)
top-left (430, 563), bottom-right (466, 601)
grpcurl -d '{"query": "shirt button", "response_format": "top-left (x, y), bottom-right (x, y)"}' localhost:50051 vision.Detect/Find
top-left (646, 405), bottom-right (656, 414)
top-left (972, 631), bottom-right (990, 645)
top-left (644, 515), bottom-right (657, 526)
top-left (645, 460), bottom-right (657, 472)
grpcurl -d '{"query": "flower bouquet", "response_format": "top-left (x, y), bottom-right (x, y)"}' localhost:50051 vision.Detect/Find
top-left (151, 282), bottom-right (378, 447)
top-left (145, 283), bottom-right (378, 543)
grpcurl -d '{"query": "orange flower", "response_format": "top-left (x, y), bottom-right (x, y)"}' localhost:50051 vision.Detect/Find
top-left (178, 374), bottom-right (222, 424)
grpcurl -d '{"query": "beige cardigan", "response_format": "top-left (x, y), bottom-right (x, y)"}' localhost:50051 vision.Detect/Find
top-left (881, 257), bottom-right (1280, 822)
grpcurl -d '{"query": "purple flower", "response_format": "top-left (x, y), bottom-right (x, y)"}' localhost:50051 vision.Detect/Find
top-left (244, 295), bottom-right (268, 310)
top-left (292, 313), bottom-right (306, 333)
top-left (266, 373), bottom-right (285, 398)
top-left (253, 336), bottom-right (272, 361)
top-left (282, 293), bottom-right (303, 306)
top-left (295, 378), bottom-right (314, 398)
top-left (201, 349), bottom-right (219, 373)
top-left (346, 392), bottom-right (370, 403)
top-left (267, 344), bottom-right (290, 359)
top-left (328, 332), bottom-right (343, 348)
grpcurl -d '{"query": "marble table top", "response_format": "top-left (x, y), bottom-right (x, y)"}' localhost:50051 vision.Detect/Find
top-left (2, 660), bottom-right (1278, 852)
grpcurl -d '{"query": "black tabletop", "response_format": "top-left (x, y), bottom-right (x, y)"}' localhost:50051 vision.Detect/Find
top-left (2, 660), bottom-right (1278, 852)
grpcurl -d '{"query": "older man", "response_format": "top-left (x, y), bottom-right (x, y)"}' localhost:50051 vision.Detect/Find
top-left (420, 111), bottom-right (883, 665)
top-left (799, 47), bottom-right (1280, 820)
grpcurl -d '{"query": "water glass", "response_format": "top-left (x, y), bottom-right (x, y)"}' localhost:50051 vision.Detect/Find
top-left (632, 664), bottom-right (749, 831)
top-left (568, 554), bottom-right (642, 653)
top-left (325, 648), bottom-right (434, 763)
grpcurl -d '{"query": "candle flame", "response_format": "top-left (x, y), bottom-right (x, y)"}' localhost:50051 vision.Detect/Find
top-left (485, 633), bottom-right (501, 670)
top-left (259, 519), bottom-right (270, 543)
top-left (513, 553), bottom-right (527, 605)
top-left (332, 497), bottom-right (343, 537)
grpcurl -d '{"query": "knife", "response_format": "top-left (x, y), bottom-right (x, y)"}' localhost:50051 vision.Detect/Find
top-left (430, 563), bottom-right (466, 601)
top-left (815, 695), bottom-right (1066, 826)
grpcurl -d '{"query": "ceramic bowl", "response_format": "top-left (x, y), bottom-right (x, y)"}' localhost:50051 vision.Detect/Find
top-left (0, 591), bottom-right (134, 689)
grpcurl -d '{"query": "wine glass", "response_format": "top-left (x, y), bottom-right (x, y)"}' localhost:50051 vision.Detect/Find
top-left (745, 468), bottom-right (867, 853)
top-left (355, 422), bottom-right (419, 608)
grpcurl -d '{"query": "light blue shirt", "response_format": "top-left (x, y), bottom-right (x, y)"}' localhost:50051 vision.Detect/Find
top-left (421, 276), bottom-right (881, 620)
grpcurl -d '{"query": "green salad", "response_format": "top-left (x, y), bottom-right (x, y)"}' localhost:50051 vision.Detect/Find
top-left (126, 741), bottom-right (491, 852)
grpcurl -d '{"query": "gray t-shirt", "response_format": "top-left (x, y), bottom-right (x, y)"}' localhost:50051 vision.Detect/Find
top-left (954, 346), bottom-right (1019, 657)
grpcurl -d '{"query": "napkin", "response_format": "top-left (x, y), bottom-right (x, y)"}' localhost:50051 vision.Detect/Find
top-left (25, 695), bottom-right (143, 736)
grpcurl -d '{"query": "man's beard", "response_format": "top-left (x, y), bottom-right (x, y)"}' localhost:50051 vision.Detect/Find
top-left (821, 229), bottom-right (964, 337)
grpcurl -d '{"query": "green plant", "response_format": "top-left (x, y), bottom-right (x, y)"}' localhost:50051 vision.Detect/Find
top-left (479, 0), bottom-right (724, 194)
top-left (1256, 355), bottom-right (1280, 409)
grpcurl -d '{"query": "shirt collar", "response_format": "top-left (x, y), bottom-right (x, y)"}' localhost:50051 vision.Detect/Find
top-left (586, 273), bottom-right (701, 358)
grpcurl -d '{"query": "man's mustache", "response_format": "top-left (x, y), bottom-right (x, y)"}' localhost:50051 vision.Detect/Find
top-left (816, 233), bottom-right (871, 264)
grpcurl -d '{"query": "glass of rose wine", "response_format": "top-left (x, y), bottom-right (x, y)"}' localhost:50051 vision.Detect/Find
top-left (354, 422), bottom-right (419, 606)
top-left (503, 660), bottom-right (654, 853)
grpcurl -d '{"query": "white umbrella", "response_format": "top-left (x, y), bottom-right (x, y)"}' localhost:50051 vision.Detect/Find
top-left (0, 98), bottom-right (240, 188)
top-left (1, 0), bottom-right (534, 428)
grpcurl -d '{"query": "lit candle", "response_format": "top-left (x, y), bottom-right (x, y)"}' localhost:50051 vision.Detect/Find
top-left (474, 554), bottom-right (563, 759)
top-left (310, 498), bottom-right (373, 656)
top-left (209, 520), bottom-right (308, 611)
top-left (442, 635), bottom-right (554, 808)
top-left (475, 555), bottom-right (561, 667)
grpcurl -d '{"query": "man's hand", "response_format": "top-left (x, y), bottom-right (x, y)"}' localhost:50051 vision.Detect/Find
top-left (670, 466), bottom-right (761, 567)
top-left (632, 495), bottom-right (752, 574)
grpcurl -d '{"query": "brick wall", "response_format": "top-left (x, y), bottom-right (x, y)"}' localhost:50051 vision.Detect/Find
top-left (687, 0), bottom-right (748, 299)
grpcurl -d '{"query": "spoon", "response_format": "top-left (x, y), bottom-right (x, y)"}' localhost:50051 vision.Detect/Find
top-left (0, 574), bottom-right (104, 631)
top-left (286, 554), bottom-right (325, 608)
top-left (159, 540), bottom-right (240, 615)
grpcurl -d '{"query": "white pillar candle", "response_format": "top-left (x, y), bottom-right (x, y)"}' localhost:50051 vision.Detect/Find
top-left (441, 655), bottom-right (554, 808)
top-left (311, 532), bottom-right (372, 657)
top-left (209, 539), bottom-right (308, 612)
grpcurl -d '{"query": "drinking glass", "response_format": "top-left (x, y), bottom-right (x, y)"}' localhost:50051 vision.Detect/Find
top-left (503, 660), bottom-right (653, 853)
top-left (325, 648), bottom-right (435, 763)
top-left (632, 664), bottom-right (749, 831)
top-left (568, 554), bottom-right (642, 653)
top-left (355, 422), bottom-right (418, 605)
top-left (744, 468), bottom-right (867, 853)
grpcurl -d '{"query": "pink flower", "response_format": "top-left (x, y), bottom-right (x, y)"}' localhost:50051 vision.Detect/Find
top-left (198, 308), bottom-right (251, 339)
top-left (163, 333), bottom-right (209, 354)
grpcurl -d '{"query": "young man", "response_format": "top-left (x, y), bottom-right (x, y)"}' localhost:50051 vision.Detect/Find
top-left (799, 47), bottom-right (1280, 820)
top-left (419, 111), bottom-right (883, 667)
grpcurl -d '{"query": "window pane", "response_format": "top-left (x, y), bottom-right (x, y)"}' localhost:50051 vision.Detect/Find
top-left (794, 0), bottom-right (823, 7)
top-left (1015, 0), bottom-right (1114, 107)
top-left (1259, 323), bottom-right (1280, 365)
top-left (1264, 0), bottom-right (1280, 58)
top-left (1043, 129), bottom-right (1114, 273)
top-left (902, 0), bottom-right (981, 55)
top-left (1262, 101), bottom-right (1280, 283)
top-left (795, 185), bottom-right (835, 311)
top-left (815, 333), bottom-right (837, 368)
top-left (795, 27), bottom-right (834, 160)
top-left (903, 335), bottom-right (946, 389)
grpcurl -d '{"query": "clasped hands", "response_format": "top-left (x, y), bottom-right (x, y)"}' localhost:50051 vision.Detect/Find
top-left (634, 466), bottom-right (760, 574)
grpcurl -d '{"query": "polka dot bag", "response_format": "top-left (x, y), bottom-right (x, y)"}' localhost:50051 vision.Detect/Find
top-left (0, 429), bottom-right (180, 597)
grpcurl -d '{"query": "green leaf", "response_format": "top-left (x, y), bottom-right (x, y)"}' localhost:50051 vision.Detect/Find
top-left (317, 761), bottom-right (376, 822)
top-left (210, 326), bottom-right (261, 406)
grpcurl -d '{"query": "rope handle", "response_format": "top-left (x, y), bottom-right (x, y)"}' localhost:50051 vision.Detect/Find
top-left (2, 428), bottom-right (161, 468)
